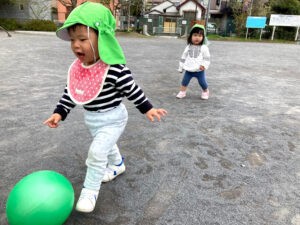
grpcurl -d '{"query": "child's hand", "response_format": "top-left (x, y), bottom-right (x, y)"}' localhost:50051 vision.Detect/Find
top-left (200, 66), bottom-right (205, 71)
top-left (146, 108), bottom-right (167, 122)
top-left (178, 68), bottom-right (183, 73)
top-left (43, 113), bottom-right (62, 128)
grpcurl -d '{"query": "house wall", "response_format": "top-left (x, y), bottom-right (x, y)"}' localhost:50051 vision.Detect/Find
top-left (179, 2), bottom-right (202, 20)
top-left (166, 6), bottom-right (178, 13)
top-left (0, 1), bottom-right (30, 20)
top-left (0, 0), bottom-right (53, 21)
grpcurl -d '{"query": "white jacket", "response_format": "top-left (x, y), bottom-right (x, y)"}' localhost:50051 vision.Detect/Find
top-left (178, 44), bottom-right (210, 72)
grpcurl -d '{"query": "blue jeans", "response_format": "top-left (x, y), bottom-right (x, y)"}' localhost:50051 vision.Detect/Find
top-left (181, 70), bottom-right (208, 90)
top-left (83, 103), bottom-right (128, 191)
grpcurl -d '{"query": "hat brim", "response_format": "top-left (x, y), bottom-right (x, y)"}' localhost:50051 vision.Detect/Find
top-left (56, 21), bottom-right (78, 41)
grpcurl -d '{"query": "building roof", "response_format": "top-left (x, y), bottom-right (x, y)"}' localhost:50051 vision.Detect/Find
top-left (177, 0), bottom-right (206, 11)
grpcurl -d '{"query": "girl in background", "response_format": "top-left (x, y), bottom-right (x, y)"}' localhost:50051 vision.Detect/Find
top-left (177, 24), bottom-right (211, 99)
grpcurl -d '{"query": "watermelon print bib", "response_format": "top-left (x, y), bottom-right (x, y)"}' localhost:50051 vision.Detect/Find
top-left (67, 59), bottom-right (109, 105)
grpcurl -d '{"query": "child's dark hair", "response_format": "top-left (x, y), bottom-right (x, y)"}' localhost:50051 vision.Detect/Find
top-left (187, 26), bottom-right (205, 45)
top-left (67, 23), bottom-right (98, 36)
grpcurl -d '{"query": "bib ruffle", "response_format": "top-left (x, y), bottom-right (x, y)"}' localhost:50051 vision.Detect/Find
top-left (67, 59), bottom-right (109, 105)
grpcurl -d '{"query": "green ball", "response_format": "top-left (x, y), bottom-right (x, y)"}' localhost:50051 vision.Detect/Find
top-left (6, 170), bottom-right (74, 225)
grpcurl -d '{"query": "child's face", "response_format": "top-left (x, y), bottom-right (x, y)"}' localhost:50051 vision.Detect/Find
top-left (69, 25), bottom-right (99, 66)
top-left (191, 33), bottom-right (203, 45)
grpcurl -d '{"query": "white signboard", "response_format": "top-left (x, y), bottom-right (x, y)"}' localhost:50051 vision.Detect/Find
top-left (269, 14), bottom-right (300, 27)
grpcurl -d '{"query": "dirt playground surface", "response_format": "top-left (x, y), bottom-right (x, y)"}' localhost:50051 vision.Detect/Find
top-left (0, 31), bottom-right (299, 225)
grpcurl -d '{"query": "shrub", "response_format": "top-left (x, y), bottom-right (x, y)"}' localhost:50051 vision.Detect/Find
top-left (0, 18), bottom-right (18, 30)
top-left (22, 19), bottom-right (57, 31)
top-left (0, 18), bottom-right (57, 31)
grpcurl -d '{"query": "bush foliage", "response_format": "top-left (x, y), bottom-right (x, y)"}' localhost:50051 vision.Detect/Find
top-left (0, 18), bottom-right (57, 31)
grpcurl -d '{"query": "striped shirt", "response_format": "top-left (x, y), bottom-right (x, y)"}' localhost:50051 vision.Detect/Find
top-left (54, 64), bottom-right (153, 120)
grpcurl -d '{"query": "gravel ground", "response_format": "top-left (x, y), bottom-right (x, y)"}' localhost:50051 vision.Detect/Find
top-left (0, 31), bottom-right (299, 225)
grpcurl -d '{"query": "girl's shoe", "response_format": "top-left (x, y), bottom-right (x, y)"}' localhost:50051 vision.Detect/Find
top-left (75, 188), bottom-right (99, 213)
top-left (176, 91), bottom-right (186, 99)
top-left (102, 161), bottom-right (126, 183)
top-left (201, 90), bottom-right (209, 100)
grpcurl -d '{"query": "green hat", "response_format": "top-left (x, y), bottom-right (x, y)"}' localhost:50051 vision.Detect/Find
top-left (191, 24), bottom-right (206, 33)
top-left (56, 2), bottom-right (126, 65)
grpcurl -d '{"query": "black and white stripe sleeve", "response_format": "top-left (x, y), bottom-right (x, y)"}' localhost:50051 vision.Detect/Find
top-left (53, 86), bottom-right (76, 121)
top-left (115, 65), bottom-right (153, 114)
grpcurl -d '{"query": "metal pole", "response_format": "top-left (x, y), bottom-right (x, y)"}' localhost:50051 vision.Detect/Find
top-left (249, 0), bottom-right (253, 16)
top-left (259, 28), bottom-right (262, 41)
top-left (271, 26), bottom-right (276, 41)
top-left (142, 0), bottom-right (145, 16)
top-left (127, 0), bottom-right (131, 32)
top-left (205, 0), bottom-right (211, 29)
top-left (295, 26), bottom-right (299, 41)
top-left (0, 26), bottom-right (12, 37)
top-left (195, 4), bottom-right (197, 21)
top-left (246, 0), bottom-right (253, 40)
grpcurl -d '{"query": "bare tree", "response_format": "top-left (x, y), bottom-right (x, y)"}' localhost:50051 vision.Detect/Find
top-left (29, 0), bottom-right (52, 20)
top-left (0, 0), bottom-right (52, 20)
top-left (229, 0), bottom-right (269, 36)
top-left (57, 0), bottom-right (77, 10)
top-left (56, 0), bottom-right (119, 16)
top-left (229, 0), bottom-right (247, 36)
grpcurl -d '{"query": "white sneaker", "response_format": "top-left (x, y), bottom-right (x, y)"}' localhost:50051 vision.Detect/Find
top-left (201, 90), bottom-right (209, 100)
top-left (75, 188), bottom-right (99, 213)
top-left (102, 160), bottom-right (125, 183)
top-left (176, 91), bottom-right (186, 99)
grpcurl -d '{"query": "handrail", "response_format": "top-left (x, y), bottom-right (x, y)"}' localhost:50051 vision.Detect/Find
top-left (0, 25), bottom-right (12, 37)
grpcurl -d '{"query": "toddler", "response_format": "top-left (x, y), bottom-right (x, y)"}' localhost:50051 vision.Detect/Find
top-left (44, 2), bottom-right (167, 213)
top-left (177, 24), bottom-right (211, 99)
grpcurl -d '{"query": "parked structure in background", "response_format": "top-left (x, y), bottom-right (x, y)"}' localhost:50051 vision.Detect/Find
top-left (142, 0), bottom-right (205, 36)
top-left (55, 0), bottom-right (121, 25)
top-left (0, 0), bottom-right (232, 33)
top-left (0, 0), bottom-right (121, 26)
top-left (142, 0), bottom-right (233, 36)
top-left (0, 0), bottom-right (274, 38)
